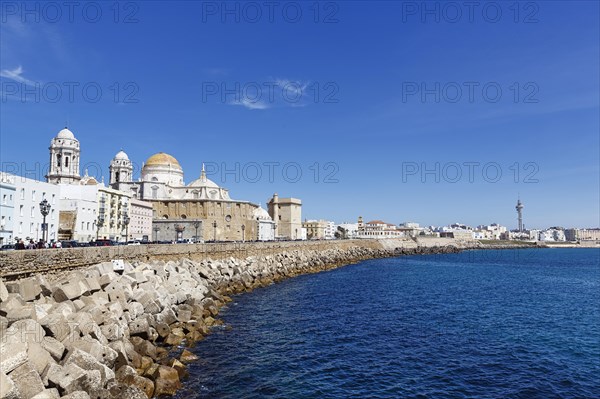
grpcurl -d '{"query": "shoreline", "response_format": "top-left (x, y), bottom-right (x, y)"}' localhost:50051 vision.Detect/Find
top-left (0, 242), bottom-right (551, 398)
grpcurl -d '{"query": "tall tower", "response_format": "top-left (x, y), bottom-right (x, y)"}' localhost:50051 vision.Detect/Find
top-left (109, 150), bottom-right (133, 191)
top-left (515, 198), bottom-right (524, 232)
top-left (46, 127), bottom-right (81, 184)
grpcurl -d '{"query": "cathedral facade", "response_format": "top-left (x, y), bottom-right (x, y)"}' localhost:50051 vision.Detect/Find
top-left (109, 151), bottom-right (271, 242)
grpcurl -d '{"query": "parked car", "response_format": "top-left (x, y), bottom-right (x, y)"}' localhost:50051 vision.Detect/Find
top-left (127, 240), bottom-right (141, 245)
top-left (0, 244), bottom-right (15, 251)
top-left (94, 239), bottom-right (116, 246)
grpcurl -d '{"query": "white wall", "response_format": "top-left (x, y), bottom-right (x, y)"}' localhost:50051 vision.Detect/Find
top-left (10, 174), bottom-right (61, 242)
top-left (58, 184), bottom-right (99, 242)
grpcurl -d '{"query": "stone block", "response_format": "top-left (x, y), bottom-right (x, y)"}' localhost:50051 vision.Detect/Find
top-left (0, 341), bottom-right (28, 373)
top-left (4, 318), bottom-right (46, 344)
top-left (177, 309), bottom-right (192, 323)
top-left (84, 278), bottom-right (101, 293)
top-left (40, 336), bottom-right (65, 361)
top-left (27, 342), bottom-right (55, 375)
top-left (46, 362), bottom-right (88, 394)
top-left (30, 388), bottom-right (61, 399)
top-left (0, 278), bottom-right (9, 303)
top-left (128, 318), bottom-right (149, 337)
top-left (60, 392), bottom-right (90, 399)
top-left (8, 361), bottom-right (45, 399)
top-left (0, 370), bottom-right (20, 399)
top-left (7, 278), bottom-right (41, 302)
top-left (52, 280), bottom-right (88, 302)
top-left (151, 365), bottom-right (181, 396)
top-left (4, 305), bottom-right (35, 324)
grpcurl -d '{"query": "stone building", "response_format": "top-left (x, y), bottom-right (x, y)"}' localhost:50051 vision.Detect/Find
top-left (302, 219), bottom-right (328, 240)
top-left (268, 193), bottom-right (302, 240)
top-left (109, 151), bottom-right (262, 242)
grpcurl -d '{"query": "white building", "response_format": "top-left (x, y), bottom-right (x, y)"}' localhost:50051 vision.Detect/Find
top-left (57, 179), bottom-right (99, 242)
top-left (324, 221), bottom-right (336, 240)
top-left (9, 173), bottom-right (61, 243)
top-left (357, 217), bottom-right (404, 238)
top-left (0, 173), bottom-right (16, 245)
top-left (130, 198), bottom-right (153, 241)
top-left (252, 205), bottom-right (275, 241)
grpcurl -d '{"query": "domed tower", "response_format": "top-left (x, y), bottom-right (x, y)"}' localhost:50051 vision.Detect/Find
top-left (109, 150), bottom-right (133, 191)
top-left (46, 127), bottom-right (81, 184)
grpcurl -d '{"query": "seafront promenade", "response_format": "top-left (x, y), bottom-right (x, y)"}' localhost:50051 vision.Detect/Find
top-left (0, 237), bottom-right (475, 280)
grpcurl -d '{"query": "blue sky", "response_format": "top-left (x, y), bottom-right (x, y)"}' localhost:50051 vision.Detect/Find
top-left (1, 1), bottom-right (598, 229)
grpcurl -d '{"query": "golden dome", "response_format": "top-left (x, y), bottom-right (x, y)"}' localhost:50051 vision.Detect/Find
top-left (144, 152), bottom-right (182, 170)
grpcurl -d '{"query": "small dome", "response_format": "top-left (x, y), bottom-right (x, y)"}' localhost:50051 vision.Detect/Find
top-left (114, 150), bottom-right (129, 161)
top-left (56, 128), bottom-right (75, 140)
top-left (253, 206), bottom-right (272, 221)
top-left (188, 175), bottom-right (219, 189)
top-left (144, 152), bottom-right (182, 170)
top-left (187, 163), bottom-right (218, 188)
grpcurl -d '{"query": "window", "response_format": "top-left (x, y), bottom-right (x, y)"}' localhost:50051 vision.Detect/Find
top-left (1, 194), bottom-right (6, 204)
top-left (65, 157), bottom-right (69, 168)
top-left (20, 188), bottom-right (24, 200)
top-left (31, 206), bottom-right (35, 217)
top-left (52, 194), bottom-right (55, 205)
top-left (19, 205), bottom-right (23, 217)
top-left (19, 222), bottom-right (22, 234)
top-left (30, 222), bottom-right (34, 234)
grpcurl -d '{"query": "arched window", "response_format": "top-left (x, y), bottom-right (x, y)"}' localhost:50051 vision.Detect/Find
top-left (56, 154), bottom-right (62, 167)
top-left (181, 215), bottom-right (187, 219)
top-left (115, 172), bottom-right (120, 182)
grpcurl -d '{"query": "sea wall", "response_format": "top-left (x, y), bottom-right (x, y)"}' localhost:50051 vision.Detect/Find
top-left (0, 238), bottom-right (471, 280)
top-left (0, 240), bottom-right (463, 399)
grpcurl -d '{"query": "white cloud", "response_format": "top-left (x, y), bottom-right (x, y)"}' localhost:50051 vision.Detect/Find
top-left (231, 97), bottom-right (270, 110)
top-left (0, 66), bottom-right (37, 86)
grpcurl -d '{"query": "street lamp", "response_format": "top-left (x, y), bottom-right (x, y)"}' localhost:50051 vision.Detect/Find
top-left (212, 221), bottom-right (217, 242)
top-left (241, 224), bottom-right (245, 243)
top-left (123, 215), bottom-right (130, 242)
top-left (175, 224), bottom-right (185, 242)
top-left (153, 226), bottom-right (160, 242)
top-left (96, 216), bottom-right (104, 240)
top-left (39, 199), bottom-right (51, 244)
top-left (193, 220), bottom-right (200, 242)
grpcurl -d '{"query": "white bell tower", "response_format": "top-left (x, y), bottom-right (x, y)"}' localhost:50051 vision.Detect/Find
top-left (109, 150), bottom-right (133, 191)
top-left (46, 127), bottom-right (81, 184)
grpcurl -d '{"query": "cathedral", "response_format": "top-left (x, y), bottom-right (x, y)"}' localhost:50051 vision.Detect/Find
top-left (108, 151), bottom-right (274, 242)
